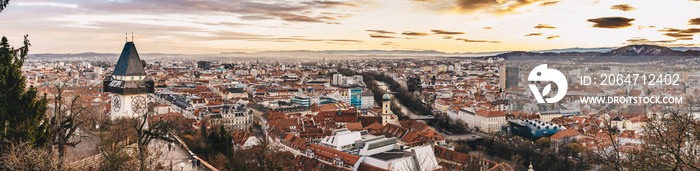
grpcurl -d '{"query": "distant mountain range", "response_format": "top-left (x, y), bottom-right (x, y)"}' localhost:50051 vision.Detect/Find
top-left (27, 45), bottom-right (700, 62)
top-left (469, 45), bottom-right (700, 63)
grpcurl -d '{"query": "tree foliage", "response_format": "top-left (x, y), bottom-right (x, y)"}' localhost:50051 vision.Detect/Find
top-left (473, 133), bottom-right (589, 170)
top-left (50, 86), bottom-right (90, 159)
top-left (535, 137), bottom-right (551, 148)
top-left (0, 141), bottom-right (61, 170)
top-left (182, 126), bottom-right (293, 171)
top-left (0, 0), bottom-right (8, 13)
top-left (626, 109), bottom-right (700, 170)
top-left (0, 35), bottom-right (50, 147)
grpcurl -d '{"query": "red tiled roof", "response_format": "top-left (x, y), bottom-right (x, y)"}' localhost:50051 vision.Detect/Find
top-left (358, 116), bottom-right (381, 127)
top-left (550, 129), bottom-right (581, 139)
top-left (364, 122), bottom-right (384, 130)
top-left (434, 146), bottom-right (500, 170)
top-left (476, 110), bottom-right (506, 117)
top-left (268, 119), bottom-right (299, 128)
top-left (319, 102), bottom-right (353, 111)
top-left (399, 120), bottom-right (431, 132)
top-left (232, 131), bottom-right (252, 145)
top-left (345, 122), bottom-right (363, 131)
top-left (283, 133), bottom-right (309, 151)
top-left (308, 144), bottom-right (360, 166)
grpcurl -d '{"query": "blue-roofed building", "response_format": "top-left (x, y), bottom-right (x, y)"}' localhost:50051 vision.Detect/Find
top-left (504, 119), bottom-right (566, 139)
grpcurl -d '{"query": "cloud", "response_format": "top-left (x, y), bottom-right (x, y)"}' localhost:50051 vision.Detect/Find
top-left (659, 28), bottom-right (700, 33)
top-left (534, 24), bottom-right (556, 29)
top-left (482, 27), bottom-right (493, 29)
top-left (524, 33), bottom-right (543, 36)
top-left (663, 33), bottom-right (694, 38)
top-left (587, 17), bottom-right (635, 28)
top-left (442, 36), bottom-right (454, 39)
top-left (267, 12), bottom-right (337, 23)
top-left (381, 41), bottom-right (400, 46)
top-left (402, 31), bottom-right (430, 36)
top-left (208, 30), bottom-right (270, 40)
top-left (217, 22), bottom-right (252, 27)
top-left (431, 29), bottom-right (465, 35)
top-left (239, 15), bottom-right (277, 20)
top-left (689, 18), bottom-right (700, 25)
top-left (365, 29), bottom-right (397, 34)
top-left (659, 27), bottom-right (700, 39)
top-left (307, 1), bottom-right (358, 7)
top-left (452, 0), bottom-right (549, 14)
top-left (369, 34), bottom-right (398, 38)
top-left (546, 35), bottom-right (560, 39)
top-left (610, 4), bottom-right (635, 11)
top-left (540, 1), bottom-right (560, 6)
top-left (200, 30), bottom-right (364, 43)
top-left (636, 26), bottom-right (656, 30)
top-left (662, 43), bottom-right (700, 47)
top-left (270, 38), bottom-right (363, 43)
top-left (455, 38), bottom-right (501, 43)
top-left (626, 38), bottom-right (676, 45)
top-left (677, 37), bottom-right (694, 40)
top-left (15, 2), bottom-right (79, 8)
top-left (84, 0), bottom-right (358, 24)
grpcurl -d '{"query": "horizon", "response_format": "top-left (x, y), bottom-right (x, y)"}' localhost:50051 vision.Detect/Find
top-left (25, 44), bottom-right (700, 56)
top-left (1, 0), bottom-right (699, 54)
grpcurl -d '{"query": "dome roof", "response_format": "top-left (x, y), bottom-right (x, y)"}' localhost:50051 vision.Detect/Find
top-left (382, 93), bottom-right (390, 101)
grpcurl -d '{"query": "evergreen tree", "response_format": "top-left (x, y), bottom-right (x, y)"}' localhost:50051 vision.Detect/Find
top-left (0, 35), bottom-right (50, 147)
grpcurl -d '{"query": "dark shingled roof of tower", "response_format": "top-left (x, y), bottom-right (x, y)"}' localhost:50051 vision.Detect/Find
top-left (112, 42), bottom-right (146, 76)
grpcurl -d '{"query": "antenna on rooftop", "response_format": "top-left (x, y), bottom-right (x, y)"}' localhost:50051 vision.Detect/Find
top-left (131, 32), bottom-right (134, 42)
top-left (125, 32), bottom-right (128, 42)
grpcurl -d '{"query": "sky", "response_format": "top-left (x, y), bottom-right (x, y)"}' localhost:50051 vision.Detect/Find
top-left (1, 0), bottom-right (699, 54)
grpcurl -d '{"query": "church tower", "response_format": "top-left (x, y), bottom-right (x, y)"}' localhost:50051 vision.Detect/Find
top-left (103, 41), bottom-right (154, 120)
top-left (381, 93), bottom-right (391, 125)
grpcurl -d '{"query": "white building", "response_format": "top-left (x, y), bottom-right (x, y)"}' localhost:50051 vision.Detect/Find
top-left (320, 129), bottom-right (363, 151)
top-left (450, 108), bottom-right (507, 132)
top-left (362, 145), bottom-right (440, 171)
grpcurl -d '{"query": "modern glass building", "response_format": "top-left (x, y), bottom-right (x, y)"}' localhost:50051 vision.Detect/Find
top-left (319, 97), bottom-right (338, 105)
top-left (350, 88), bottom-right (362, 107)
top-left (291, 96), bottom-right (311, 107)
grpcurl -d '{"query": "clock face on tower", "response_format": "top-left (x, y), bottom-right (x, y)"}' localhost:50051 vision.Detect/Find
top-left (131, 95), bottom-right (146, 114)
top-left (112, 95), bottom-right (121, 112)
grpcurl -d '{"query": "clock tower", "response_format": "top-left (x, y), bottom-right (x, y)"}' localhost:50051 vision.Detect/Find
top-left (103, 41), bottom-right (154, 120)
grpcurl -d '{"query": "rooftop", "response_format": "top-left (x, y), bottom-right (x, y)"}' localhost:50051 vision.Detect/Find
top-left (112, 42), bottom-right (147, 76)
top-left (368, 150), bottom-right (410, 161)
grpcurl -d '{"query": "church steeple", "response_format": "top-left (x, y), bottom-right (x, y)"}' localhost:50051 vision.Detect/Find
top-left (381, 93), bottom-right (391, 125)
